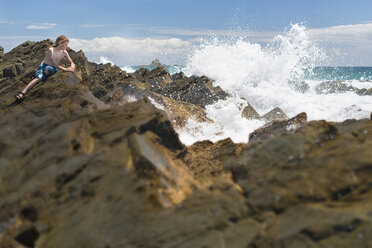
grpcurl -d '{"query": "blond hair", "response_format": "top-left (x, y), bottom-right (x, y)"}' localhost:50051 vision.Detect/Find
top-left (53, 35), bottom-right (69, 47)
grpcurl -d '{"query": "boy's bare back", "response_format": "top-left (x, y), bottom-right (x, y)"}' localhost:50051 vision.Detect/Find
top-left (43, 47), bottom-right (67, 66)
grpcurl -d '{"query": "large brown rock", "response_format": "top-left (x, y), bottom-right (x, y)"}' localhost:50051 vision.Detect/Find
top-left (0, 70), bottom-right (194, 247)
top-left (261, 107), bottom-right (288, 122)
top-left (249, 112), bottom-right (307, 142)
top-left (241, 103), bottom-right (260, 120)
top-left (1, 40), bottom-right (372, 248)
top-left (157, 75), bottom-right (229, 108)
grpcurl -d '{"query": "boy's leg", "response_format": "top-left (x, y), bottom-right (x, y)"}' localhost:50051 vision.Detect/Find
top-left (22, 77), bottom-right (43, 94)
top-left (15, 77), bottom-right (43, 99)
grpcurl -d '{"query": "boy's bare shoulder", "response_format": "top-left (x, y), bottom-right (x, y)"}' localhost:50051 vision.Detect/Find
top-left (45, 47), bottom-right (53, 53)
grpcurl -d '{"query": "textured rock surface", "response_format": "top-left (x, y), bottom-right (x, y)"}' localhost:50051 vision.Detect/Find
top-left (1, 40), bottom-right (372, 248)
top-left (261, 107), bottom-right (288, 122)
top-left (316, 80), bottom-right (372, 96)
top-left (242, 103), bottom-right (260, 120)
top-left (249, 112), bottom-right (307, 142)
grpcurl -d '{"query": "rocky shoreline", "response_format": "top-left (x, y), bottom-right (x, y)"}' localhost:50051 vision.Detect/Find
top-left (0, 40), bottom-right (372, 247)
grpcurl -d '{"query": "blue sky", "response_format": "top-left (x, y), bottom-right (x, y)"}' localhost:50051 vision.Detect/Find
top-left (1, 0), bottom-right (372, 65)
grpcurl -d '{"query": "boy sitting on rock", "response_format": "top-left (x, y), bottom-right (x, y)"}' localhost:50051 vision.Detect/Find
top-left (15, 35), bottom-right (75, 100)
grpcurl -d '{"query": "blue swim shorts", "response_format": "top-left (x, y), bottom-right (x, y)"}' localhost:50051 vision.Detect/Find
top-left (35, 63), bottom-right (58, 81)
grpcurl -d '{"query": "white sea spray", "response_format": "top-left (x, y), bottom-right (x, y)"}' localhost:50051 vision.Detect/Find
top-left (179, 24), bottom-right (372, 145)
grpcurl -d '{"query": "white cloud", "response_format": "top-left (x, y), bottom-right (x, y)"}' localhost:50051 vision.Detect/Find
top-left (82, 24), bottom-right (107, 28)
top-left (151, 27), bottom-right (278, 42)
top-left (69, 36), bottom-right (193, 65)
top-left (0, 20), bottom-right (15, 25)
top-left (25, 23), bottom-right (57, 30)
top-left (308, 23), bottom-right (372, 65)
top-left (309, 23), bottom-right (372, 44)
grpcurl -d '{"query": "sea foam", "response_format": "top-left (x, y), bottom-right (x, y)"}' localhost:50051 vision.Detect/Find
top-left (179, 24), bottom-right (372, 145)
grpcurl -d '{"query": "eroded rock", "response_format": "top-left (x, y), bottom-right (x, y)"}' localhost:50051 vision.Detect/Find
top-left (1, 40), bottom-right (372, 248)
top-left (261, 107), bottom-right (288, 122)
top-left (249, 112), bottom-right (307, 142)
top-left (242, 103), bottom-right (260, 120)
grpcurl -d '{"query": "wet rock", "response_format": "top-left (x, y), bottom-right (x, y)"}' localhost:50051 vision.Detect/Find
top-left (147, 66), bottom-right (173, 84)
top-left (79, 61), bottom-right (227, 129)
top-left (242, 103), bottom-right (260, 120)
top-left (261, 107), bottom-right (288, 122)
top-left (171, 71), bottom-right (187, 80)
top-left (149, 66), bottom-right (170, 78)
top-left (149, 92), bottom-right (212, 129)
top-left (315, 80), bottom-right (357, 94)
top-left (356, 88), bottom-right (372, 96)
top-left (150, 59), bottom-right (162, 67)
top-left (228, 119), bottom-right (372, 215)
top-left (249, 112), bottom-right (307, 142)
top-left (157, 75), bottom-right (229, 108)
top-left (133, 67), bottom-right (151, 82)
top-left (288, 80), bottom-right (310, 93)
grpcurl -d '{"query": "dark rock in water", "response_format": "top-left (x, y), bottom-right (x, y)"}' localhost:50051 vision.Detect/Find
top-left (288, 80), bottom-right (310, 93)
top-left (316, 80), bottom-right (372, 96)
top-left (171, 71), bottom-right (187, 80)
top-left (356, 88), bottom-right (372, 96)
top-left (149, 66), bottom-right (170, 78)
top-left (147, 66), bottom-right (173, 84)
top-left (156, 75), bottom-right (229, 108)
top-left (249, 112), bottom-right (307, 142)
top-left (130, 67), bottom-right (228, 108)
top-left (241, 103), bottom-right (260, 120)
top-left (2, 39), bottom-right (372, 247)
top-left (261, 107), bottom-right (288, 122)
top-left (133, 67), bottom-right (151, 82)
top-left (79, 63), bottom-right (215, 129)
top-left (149, 59), bottom-right (162, 67)
top-left (315, 80), bottom-right (357, 94)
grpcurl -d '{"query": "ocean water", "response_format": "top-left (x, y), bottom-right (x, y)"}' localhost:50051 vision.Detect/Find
top-left (117, 24), bottom-right (372, 145)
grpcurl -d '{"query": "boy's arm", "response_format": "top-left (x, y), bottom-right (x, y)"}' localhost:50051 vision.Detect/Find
top-left (64, 51), bottom-right (75, 68)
